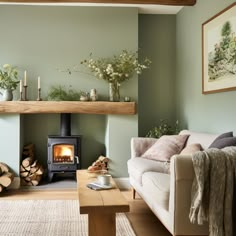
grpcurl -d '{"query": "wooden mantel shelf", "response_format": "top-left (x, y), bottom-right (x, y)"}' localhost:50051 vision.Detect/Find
top-left (0, 101), bottom-right (136, 115)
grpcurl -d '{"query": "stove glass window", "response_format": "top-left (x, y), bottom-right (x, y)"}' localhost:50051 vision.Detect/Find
top-left (53, 144), bottom-right (74, 164)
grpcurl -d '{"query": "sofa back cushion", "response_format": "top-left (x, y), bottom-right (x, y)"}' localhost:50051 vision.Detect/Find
top-left (180, 143), bottom-right (203, 155)
top-left (179, 130), bottom-right (218, 150)
top-left (208, 132), bottom-right (236, 149)
top-left (142, 135), bottom-right (189, 162)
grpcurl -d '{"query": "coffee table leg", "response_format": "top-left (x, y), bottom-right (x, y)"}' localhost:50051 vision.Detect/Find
top-left (88, 212), bottom-right (116, 236)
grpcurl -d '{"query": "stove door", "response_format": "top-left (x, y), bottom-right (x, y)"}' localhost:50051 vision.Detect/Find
top-left (53, 144), bottom-right (75, 164)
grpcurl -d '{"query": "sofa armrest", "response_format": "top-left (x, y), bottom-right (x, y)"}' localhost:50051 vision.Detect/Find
top-left (170, 154), bottom-right (195, 181)
top-left (169, 154), bottom-right (208, 235)
top-left (131, 137), bottom-right (157, 158)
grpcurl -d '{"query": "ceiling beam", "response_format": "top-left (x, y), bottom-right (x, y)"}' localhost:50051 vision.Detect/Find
top-left (0, 0), bottom-right (196, 6)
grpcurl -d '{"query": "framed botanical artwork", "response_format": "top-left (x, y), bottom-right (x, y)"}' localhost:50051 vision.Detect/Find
top-left (202, 3), bottom-right (236, 94)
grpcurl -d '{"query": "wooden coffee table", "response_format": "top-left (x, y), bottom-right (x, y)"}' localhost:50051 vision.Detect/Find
top-left (77, 170), bottom-right (130, 236)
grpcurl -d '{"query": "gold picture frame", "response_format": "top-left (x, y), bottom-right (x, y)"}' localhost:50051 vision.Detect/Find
top-left (202, 3), bottom-right (236, 94)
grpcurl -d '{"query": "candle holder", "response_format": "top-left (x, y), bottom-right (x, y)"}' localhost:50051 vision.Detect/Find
top-left (19, 91), bottom-right (23, 101)
top-left (23, 85), bottom-right (28, 101)
top-left (37, 88), bottom-right (42, 101)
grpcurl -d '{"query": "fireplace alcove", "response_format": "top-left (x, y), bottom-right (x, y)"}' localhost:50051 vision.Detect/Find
top-left (0, 101), bottom-right (137, 180)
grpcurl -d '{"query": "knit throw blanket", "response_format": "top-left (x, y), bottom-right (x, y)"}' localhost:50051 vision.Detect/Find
top-left (189, 147), bottom-right (236, 236)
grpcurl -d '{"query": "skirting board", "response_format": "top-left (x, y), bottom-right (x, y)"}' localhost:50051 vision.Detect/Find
top-left (114, 177), bottom-right (131, 190)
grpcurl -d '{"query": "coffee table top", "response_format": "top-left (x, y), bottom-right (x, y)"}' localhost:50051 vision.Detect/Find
top-left (77, 170), bottom-right (129, 214)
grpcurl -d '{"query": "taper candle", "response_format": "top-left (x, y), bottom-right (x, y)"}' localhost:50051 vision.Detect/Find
top-left (38, 76), bottom-right (41, 89)
top-left (24, 70), bottom-right (27, 86)
top-left (20, 80), bottom-right (22, 93)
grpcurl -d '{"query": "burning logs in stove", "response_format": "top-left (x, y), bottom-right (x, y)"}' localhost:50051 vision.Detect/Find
top-left (20, 157), bottom-right (44, 186)
top-left (0, 162), bottom-right (14, 193)
top-left (20, 144), bottom-right (44, 186)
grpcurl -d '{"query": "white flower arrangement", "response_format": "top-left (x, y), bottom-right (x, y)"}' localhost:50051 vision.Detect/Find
top-left (80, 50), bottom-right (151, 84)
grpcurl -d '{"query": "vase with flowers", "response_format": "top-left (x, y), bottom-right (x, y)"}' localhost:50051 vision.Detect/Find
top-left (81, 50), bottom-right (151, 102)
top-left (0, 64), bottom-right (19, 101)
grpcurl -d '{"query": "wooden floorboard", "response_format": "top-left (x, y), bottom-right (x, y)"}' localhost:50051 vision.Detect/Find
top-left (0, 188), bottom-right (171, 236)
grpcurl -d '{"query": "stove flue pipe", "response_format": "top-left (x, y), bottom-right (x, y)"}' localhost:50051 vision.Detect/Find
top-left (60, 113), bottom-right (71, 136)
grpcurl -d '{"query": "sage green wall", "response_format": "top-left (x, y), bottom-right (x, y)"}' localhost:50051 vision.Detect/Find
top-left (138, 15), bottom-right (176, 137)
top-left (0, 6), bottom-right (138, 177)
top-left (0, 115), bottom-right (21, 175)
top-left (176, 0), bottom-right (236, 133)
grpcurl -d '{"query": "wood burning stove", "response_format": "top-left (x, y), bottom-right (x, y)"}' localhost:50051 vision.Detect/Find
top-left (47, 113), bottom-right (81, 182)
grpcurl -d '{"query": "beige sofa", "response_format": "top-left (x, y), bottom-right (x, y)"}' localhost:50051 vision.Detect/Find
top-left (127, 130), bottom-right (219, 236)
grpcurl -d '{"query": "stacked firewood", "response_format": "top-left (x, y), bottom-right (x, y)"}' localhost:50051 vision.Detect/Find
top-left (22, 143), bottom-right (35, 160)
top-left (87, 155), bottom-right (109, 172)
top-left (20, 143), bottom-right (44, 186)
top-left (0, 162), bottom-right (14, 193)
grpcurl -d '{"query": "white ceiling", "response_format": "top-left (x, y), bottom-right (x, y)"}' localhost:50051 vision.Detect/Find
top-left (0, 2), bottom-right (183, 14)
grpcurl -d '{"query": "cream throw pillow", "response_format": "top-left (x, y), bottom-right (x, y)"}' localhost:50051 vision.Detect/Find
top-left (142, 135), bottom-right (189, 162)
top-left (180, 143), bottom-right (202, 155)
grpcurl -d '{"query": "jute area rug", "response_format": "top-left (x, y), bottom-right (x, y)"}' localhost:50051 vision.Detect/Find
top-left (0, 200), bottom-right (136, 236)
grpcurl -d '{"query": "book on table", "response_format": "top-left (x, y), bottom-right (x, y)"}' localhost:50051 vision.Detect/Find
top-left (86, 182), bottom-right (112, 191)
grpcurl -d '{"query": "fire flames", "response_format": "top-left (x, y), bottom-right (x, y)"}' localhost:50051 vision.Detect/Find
top-left (53, 145), bottom-right (74, 163)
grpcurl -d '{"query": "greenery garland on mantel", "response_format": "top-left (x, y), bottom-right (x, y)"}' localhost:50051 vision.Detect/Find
top-left (47, 86), bottom-right (84, 101)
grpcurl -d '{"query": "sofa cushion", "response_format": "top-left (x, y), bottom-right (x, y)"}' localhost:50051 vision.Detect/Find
top-left (209, 137), bottom-right (236, 149)
top-left (208, 132), bottom-right (236, 149)
top-left (127, 158), bottom-right (170, 185)
top-left (180, 143), bottom-right (202, 155)
top-left (141, 135), bottom-right (189, 162)
top-left (179, 130), bottom-right (219, 150)
top-left (142, 172), bottom-right (170, 210)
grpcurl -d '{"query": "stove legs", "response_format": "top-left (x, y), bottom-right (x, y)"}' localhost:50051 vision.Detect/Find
top-left (48, 172), bottom-right (54, 182)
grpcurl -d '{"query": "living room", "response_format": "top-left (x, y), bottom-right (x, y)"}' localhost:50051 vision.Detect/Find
top-left (0, 0), bottom-right (236, 235)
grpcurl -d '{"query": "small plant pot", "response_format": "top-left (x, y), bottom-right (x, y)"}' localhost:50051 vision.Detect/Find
top-left (1, 89), bottom-right (13, 101)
